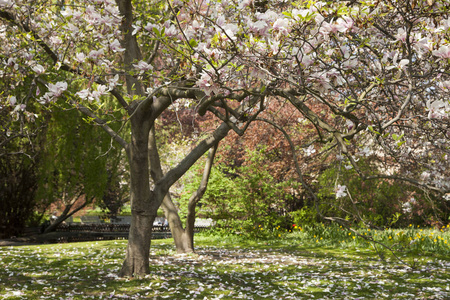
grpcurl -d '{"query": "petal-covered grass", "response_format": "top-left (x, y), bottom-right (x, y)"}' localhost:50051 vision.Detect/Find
top-left (1, 229), bottom-right (450, 299)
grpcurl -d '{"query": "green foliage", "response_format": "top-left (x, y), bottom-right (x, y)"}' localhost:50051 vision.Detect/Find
top-left (36, 102), bottom-right (122, 209)
top-left (290, 206), bottom-right (319, 227)
top-left (316, 158), bottom-right (433, 228)
top-left (179, 148), bottom-right (298, 238)
top-left (0, 78), bottom-right (49, 237)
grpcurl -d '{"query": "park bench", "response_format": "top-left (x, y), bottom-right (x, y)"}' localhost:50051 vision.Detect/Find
top-left (80, 216), bottom-right (102, 224)
top-left (64, 216), bottom-right (75, 224)
top-left (110, 216), bottom-right (132, 224)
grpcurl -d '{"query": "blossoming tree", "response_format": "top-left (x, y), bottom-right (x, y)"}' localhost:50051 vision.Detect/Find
top-left (1, 0), bottom-right (449, 277)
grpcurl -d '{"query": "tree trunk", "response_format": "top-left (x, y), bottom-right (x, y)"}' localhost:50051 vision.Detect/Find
top-left (43, 196), bottom-right (88, 233)
top-left (148, 128), bottom-right (194, 253)
top-left (184, 143), bottom-right (218, 251)
top-left (119, 117), bottom-right (155, 277)
top-left (120, 210), bottom-right (156, 276)
top-left (161, 194), bottom-right (194, 253)
top-left (160, 143), bottom-right (218, 254)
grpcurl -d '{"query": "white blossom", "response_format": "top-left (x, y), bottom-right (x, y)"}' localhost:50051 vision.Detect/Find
top-left (335, 185), bottom-right (347, 198)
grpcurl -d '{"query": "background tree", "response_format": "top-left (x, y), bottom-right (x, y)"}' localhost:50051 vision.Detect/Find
top-left (37, 103), bottom-right (125, 233)
top-left (0, 69), bottom-right (49, 238)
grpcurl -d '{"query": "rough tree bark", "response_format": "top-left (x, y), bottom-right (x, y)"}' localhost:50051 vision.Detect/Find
top-left (119, 113), bottom-right (155, 277)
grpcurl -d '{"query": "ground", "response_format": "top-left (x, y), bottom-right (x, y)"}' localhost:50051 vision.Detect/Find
top-left (1, 236), bottom-right (449, 299)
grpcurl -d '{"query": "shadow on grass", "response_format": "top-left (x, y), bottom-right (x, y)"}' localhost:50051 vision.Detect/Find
top-left (1, 239), bottom-right (449, 299)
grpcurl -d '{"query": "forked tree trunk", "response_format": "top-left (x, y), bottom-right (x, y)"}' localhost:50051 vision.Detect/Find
top-left (149, 128), bottom-right (218, 253)
top-left (160, 144), bottom-right (218, 253)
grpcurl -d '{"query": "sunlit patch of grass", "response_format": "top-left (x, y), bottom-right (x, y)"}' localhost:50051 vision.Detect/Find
top-left (1, 233), bottom-right (450, 299)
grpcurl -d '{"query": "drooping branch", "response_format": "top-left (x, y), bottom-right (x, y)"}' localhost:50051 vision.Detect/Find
top-left (71, 101), bottom-right (129, 150)
top-left (33, 78), bottom-right (128, 150)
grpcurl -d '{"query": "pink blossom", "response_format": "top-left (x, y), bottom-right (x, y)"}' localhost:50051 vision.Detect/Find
top-left (192, 20), bottom-right (201, 31)
top-left (398, 59), bottom-right (409, 69)
top-left (110, 39), bottom-right (125, 52)
top-left (270, 40), bottom-right (280, 55)
top-left (415, 36), bottom-right (433, 52)
top-left (65, 23), bottom-right (79, 36)
top-left (257, 10), bottom-right (278, 23)
top-left (249, 20), bottom-right (269, 36)
top-left (88, 49), bottom-right (104, 60)
top-left (165, 25), bottom-right (178, 37)
top-left (436, 17), bottom-right (450, 33)
top-left (76, 89), bottom-right (90, 100)
top-left (432, 45), bottom-right (450, 59)
top-left (358, 147), bottom-right (372, 157)
top-left (311, 73), bottom-right (332, 93)
top-left (238, 0), bottom-right (251, 10)
top-left (342, 59), bottom-right (357, 70)
top-left (196, 72), bottom-right (219, 96)
top-left (108, 74), bottom-right (120, 90)
top-left (8, 95), bottom-right (16, 106)
top-left (75, 52), bottom-right (86, 63)
top-left (300, 54), bottom-right (314, 68)
top-left (395, 28), bottom-right (407, 43)
top-left (90, 85), bottom-right (108, 102)
top-left (0, 0), bottom-right (14, 7)
top-left (48, 81), bottom-right (67, 97)
top-left (273, 18), bottom-right (290, 35)
top-left (132, 21), bottom-right (141, 36)
top-left (144, 22), bottom-right (158, 32)
top-left (346, 119), bottom-right (354, 130)
top-left (38, 92), bottom-right (53, 105)
top-left (32, 64), bottom-right (45, 74)
top-left (303, 145), bottom-right (316, 156)
top-left (216, 15), bottom-right (225, 27)
top-left (438, 81), bottom-right (450, 90)
top-left (291, 8), bottom-right (312, 20)
top-left (197, 72), bottom-right (212, 92)
top-left (132, 61), bottom-right (153, 73)
top-left (427, 100), bottom-right (449, 119)
top-left (335, 17), bottom-right (353, 33)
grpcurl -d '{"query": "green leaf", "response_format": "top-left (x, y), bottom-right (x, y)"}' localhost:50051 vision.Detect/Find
top-left (236, 65), bottom-right (245, 72)
top-left (152, 27), bottom-right (160, 37)
top-left (368, 126), bottom-right (380, 135)
top-left (189, 39), bottom-right (198, 48)
top-left (392, 133), bottom-right (404, 141)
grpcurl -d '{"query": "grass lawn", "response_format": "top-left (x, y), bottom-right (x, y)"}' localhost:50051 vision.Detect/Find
top-left (1, 231), bottom-right (449, 299)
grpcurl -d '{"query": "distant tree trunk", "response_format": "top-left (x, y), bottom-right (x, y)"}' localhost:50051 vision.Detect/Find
top-left (148, 128), bottom-right (193, 253)
top-left (161, 194), bottom-right (194, 253)
top-left (43, 194), bottom-right (89, 233)
top-left (149, 129), bottom-right (218, 254)
top-left (184, 143), bottom-right (218, 251)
